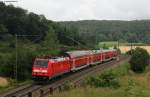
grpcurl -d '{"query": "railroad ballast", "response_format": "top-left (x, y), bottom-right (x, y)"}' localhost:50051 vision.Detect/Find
top-left (32, 49), bottom-right (119, 81)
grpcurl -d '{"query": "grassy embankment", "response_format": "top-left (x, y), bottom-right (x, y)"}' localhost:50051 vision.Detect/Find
top-left (51, 61), bottom-right (150, 97)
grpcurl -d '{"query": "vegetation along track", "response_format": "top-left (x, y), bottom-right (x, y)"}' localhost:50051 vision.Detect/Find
top-left (0, 54), bottom-right (129, 97)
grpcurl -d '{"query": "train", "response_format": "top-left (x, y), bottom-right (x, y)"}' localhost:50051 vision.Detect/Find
top-left (32, 49), bottom-right (119, 81)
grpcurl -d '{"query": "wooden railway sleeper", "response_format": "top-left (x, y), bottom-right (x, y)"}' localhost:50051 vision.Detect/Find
top-left (28, 92), bottom-right (32, 97)
top-left (49, 87), bottom-right (53, 95)
top-left (40, 89), bottom-right (44, 97)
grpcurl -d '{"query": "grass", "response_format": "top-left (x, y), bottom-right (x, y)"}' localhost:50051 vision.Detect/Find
top-left (51, 61), bottom-right (150, 97)
top-left (98, 41), bottom-right (147, 49)
top-left (98, 41), bottom-right (118, 48)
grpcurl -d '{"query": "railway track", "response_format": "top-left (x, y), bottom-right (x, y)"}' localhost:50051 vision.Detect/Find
top-left (0, 55), bottom-right (129, 97)
top-left (0, 84), bottom-right (33, 97)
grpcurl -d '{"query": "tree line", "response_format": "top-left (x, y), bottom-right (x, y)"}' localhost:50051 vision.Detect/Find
top-left (59, 20), bottom-right (150, 45)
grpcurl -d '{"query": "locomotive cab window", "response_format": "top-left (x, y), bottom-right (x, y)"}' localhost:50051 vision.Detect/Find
top-left (34, 59), bottom-right (48, 67)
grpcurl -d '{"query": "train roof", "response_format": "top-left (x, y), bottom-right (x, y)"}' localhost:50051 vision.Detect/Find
top-left (35, 49), bottom-right (117, 59)
top-left (65, 50), bottom-right (93, 58)
top-left (65, 49), bottom-right (117, 58)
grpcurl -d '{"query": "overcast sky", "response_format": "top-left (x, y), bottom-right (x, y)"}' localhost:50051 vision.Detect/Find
top-left (9, 0), bottom-right (150, 21)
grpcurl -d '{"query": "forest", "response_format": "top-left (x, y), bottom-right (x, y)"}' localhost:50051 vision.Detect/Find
top-left (59, 20), bottom-right (150, 46)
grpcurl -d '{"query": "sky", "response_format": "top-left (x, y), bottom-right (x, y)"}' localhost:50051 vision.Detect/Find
top-left (7, 0), bottom-right (150, 21)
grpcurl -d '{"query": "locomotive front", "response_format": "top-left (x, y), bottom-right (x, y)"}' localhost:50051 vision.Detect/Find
top-left (32, 58), bottom-right (52, 80)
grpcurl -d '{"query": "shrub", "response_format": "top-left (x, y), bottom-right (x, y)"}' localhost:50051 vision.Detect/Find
top-left (86, 71), bottom-right (120, 88)
top-left (129, 47), bottom-right (150, 73)
top-left (62, 81), bottom-right (74, 91)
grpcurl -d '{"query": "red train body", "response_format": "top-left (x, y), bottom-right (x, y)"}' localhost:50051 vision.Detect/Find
top-left (32, 49), bottom-right (119, 80)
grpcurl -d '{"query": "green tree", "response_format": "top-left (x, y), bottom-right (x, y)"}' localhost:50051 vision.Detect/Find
top-left (129, 47), bottom-right (150, 73)
top-left (39, 27), bottom-right (60, 55)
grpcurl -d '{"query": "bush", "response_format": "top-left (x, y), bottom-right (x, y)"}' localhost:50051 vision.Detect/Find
top-left (62, 81), bottom-right (74, 91)
top-left (129, 47), bottom-right (150, 73)
top-left (86, 71), bottom-right (120, 88)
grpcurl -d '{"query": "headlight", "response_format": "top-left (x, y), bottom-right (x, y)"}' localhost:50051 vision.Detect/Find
top-left (33, 70), bottom-right (40, 72)
top-left (41, 70), bottom-right (48, 73)
top-left (33, 69), bottom-right (47, 73)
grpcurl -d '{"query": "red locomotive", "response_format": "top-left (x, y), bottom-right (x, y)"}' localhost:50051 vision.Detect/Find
top-left (32, 49), bottom-right (119, 81)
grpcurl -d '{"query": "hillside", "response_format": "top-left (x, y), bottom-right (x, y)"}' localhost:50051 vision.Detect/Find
top-left (59, 20), bottom-right (150, 45)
